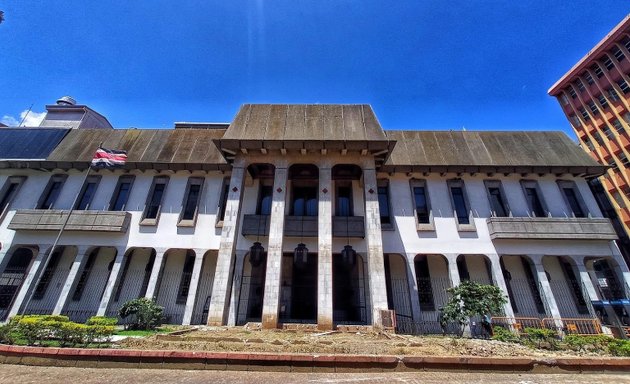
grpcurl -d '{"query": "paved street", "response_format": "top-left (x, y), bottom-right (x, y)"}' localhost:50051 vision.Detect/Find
top-left (1, 364), bottom-right (629, 384)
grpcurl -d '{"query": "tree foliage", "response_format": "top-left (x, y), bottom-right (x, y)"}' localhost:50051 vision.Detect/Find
top-left (442, 280), bottom-right (507, 335)
top-left (118, 298), bottom-right (164, 330)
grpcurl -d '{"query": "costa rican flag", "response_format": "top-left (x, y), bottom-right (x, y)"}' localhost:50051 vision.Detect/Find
top-left (91, 147), bottom-right (128, 168)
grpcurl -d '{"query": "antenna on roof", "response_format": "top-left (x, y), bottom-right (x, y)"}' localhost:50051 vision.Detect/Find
top-left (18, 104), bottom-right (33, 127)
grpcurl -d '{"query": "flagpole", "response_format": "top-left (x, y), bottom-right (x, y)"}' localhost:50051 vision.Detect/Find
top-left (19, 144), bottom-right (99, 317)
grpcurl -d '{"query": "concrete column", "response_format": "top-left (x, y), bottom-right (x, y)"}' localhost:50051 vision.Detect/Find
top-left (182, 249), bottom-right (206, 325)
top-left (8, 246), bottom-right (49, 319)
top-left (317, 164), bottom-right (333, 330)
top-left (53, 245), bottom-right (91, 315)
top-left (96, 246), bottom-right (127, 317)
top-left (609, 241), bottom-right (630, 293)
top-left (405, 253), bottom-right (422, 323)
top-left (576, 261), bottom-right (600, 302)
top-left (144, 249), bottom-right (167, 300)
top-left (529, 255), bottom-right (563, 326)
top-left (207, 161), bottom-right (246, 325)
top-left (445, 253), bottom-right (461, 288)
top-left (487, 253), bottom-right (516, 319)
top-left (261, 164), bottom-right (288, 329)
top-left (227, 250), bottom-right (247, 326)
top-left (362, 161), bottom-right (388, 328)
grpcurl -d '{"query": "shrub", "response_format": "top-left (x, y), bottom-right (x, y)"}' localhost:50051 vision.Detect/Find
top-left (608, 339), bottom-right (630, 357)
top-left (491, 326), bottom-right (520, 343)
top-left (0, 323), bottom-right (15, 345)
top-left (564, 335), bottom-right (612, 353)
top-left (118, 298), bottom-right (163, 330)
top-left (442, 280), bottom-right (507, 336)
top-left (523, 327), bottom-right (558, 350)
top-left (85, 325), bottom-right (115, 346)
top-left (16, 317), bottom-right (46, 345)
top-left (86, 316), bottom-right (118, 327)
top-left (57, 322), bottom-right (85, 347)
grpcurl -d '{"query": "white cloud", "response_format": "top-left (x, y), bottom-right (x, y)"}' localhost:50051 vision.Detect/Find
top-left (1, 110), bottom-right (47, 127)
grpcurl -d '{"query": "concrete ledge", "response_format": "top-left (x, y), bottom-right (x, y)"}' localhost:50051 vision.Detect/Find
top-left (1, 345), bottom-right (629, 373)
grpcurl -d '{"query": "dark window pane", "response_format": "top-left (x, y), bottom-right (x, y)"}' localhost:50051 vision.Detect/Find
top-left (40, 181), bottom-right (62, 209)
top-left (33, 249), bottom-right (62, 300)
top-left (488, 187), bottom-right (508, 217)
top-left (413, 186), bottom-right (430, 223)
top-left (450, 187), bottom-right (469, 224)
top-left (378, 186), bottom-right (390, 224)
top-left (145, 183), bottom-right (165, 219)
top-left (76, 182), bottom-right (97, 210)
top-left (336, 186), bottom-right (352, 216)
top-left (111, 182), bottom-right (131, 211)
top-left (563, 187), bottom-right (585, 217)
top-left (292, 186), bottom-right (318, 216)
top-left (218, 182), bottom-right (229, 221)
top-left (176, 253), bottom-right (195, 304)
top-left (182, 184), bottom-right (201, 220)
top-left (525, 187), bottom-right (545, 217)
top-left (257, 185), bottom-right (273, 215)
top-left (0, 183), bottom-right (18, 212)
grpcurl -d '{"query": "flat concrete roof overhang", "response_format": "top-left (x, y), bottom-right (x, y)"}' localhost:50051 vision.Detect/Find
top-left (0, 160), bottom-right (231, 172)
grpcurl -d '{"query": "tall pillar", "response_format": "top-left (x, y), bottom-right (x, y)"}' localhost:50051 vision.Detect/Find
top-left (487, 253), bottom-right (516, 319)
top-left (609, 240), bottom-right (630, 292)
top-left (144, 249), bottom-right (167, 300)
top-left (529, 255), bottom-right (563, 327)
top-left (8, 245), bottom-right (49, 319)
top-left (207, 160), bottom-right (246, 325)
top-left (261, 164), bottom-right (288, 329)
top-left (317, 163), bottom-right (333, 330)
top-left (576, 260), bottom-right (600, 302)
top-left (97, 246), bottom-right (127, 316)
top-left (53, 245), bottom-right (90, 315)
top-left (362, 160), bottom-right (389, 327)
top-left (227, 250), bottom-right (247, 326)
top-left (445, 253), bottom-right (461, 288)
top-left (405, 253), bottom-right (422, 323)
top-left (182, 249), bottom-right (206, 325)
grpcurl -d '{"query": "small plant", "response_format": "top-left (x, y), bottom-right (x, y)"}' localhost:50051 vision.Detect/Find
top-left (564, 334), bottom-right (612, 353)
top-left (491, 326), bottom-right (520, 343)
top-left (608, 339), bottom-right (630, 357)
top-left (442, 280), bottom-right (507, 337)
top-left (0, 323), bottom-right (15, 345)
top-left (86, 316), bottom-right (118, 327)
top-left (523, 327), bottom-right (558, 350)
top-left (16, 317), bottom-right (46, 345)
top-left (118, 298), bottom-right (164, 330)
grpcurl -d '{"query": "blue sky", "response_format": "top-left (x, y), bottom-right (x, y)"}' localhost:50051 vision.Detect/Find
top-left (1, 2), bottom-right (629, 137)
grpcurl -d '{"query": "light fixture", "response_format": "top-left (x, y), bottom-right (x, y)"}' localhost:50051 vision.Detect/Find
top-left (294, 242), bottom-right (309, 269)
top-left (340, 244), bottom-right (356, 269)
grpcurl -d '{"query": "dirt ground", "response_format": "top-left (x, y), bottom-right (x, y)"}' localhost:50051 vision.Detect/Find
top-left (117, 326), bottom-right (606, 357)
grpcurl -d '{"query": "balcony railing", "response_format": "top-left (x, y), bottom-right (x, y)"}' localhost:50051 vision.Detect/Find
top-left (8, 209), bottom-right (131, 233)
top-left (486, 217), bottom-right (617, 241)
top-left (241, 215), bottom-right (365, 238)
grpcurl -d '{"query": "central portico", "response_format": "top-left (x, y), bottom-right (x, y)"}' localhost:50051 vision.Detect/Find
top-left (206, 104), bottom-right (394, 330)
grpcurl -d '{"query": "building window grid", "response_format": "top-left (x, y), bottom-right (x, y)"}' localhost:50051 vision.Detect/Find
top-left (617, 79), bottom-right (630, 94)
top-left (109, 175), bottom-right (135, 211)
top-left (584, 72), bottom-right (594, 85)
top-left (140, 176), bottom-right (169, 224)
top-left (377, 180), bottom-right (392, 227)
top-left (613, 119), bottom-right (626, 134)
top-left (0, 176), bottom-right (26, 217)
top-left (75, 176), bottom-right (101, 210)
top-left (593, 64), bottom-right (604, 78)
top-left (619, 152), bottom-right (630, 168)
top-left (179, 177), bottom-right (204, 224)
top-left (588, 100), bottom-right (599, 115)
top-left (608, 88), bottom-right (620, 102)
top-left (568, 87), bottom-right (577, 99)
top-left (613, 47), bottom-right (626, 62)
top-left (37, 175), bottom-right (67, 210)
top-left (576, 80), bottom-right (586, 93)
top-left (603, 125), bottom-right (615, 139)
top-left (597, 94), bottom-right (609, 109)
top-left (604, 56), bottom-right (614, 70)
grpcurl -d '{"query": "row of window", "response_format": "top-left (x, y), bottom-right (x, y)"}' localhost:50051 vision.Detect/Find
top-left (0, 173), bottom-right (594, 232)
top-left (576, 113), bottom-right (630, 151)
top-left (378, 178), bottom-right (590, 231)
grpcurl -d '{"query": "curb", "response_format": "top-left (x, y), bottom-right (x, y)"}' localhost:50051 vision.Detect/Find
top-left (0, 345), bottom-right (629, 373)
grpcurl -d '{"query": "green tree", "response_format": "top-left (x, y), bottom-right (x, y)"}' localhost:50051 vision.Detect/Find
top-left (442, 280), bottom-right (507, 336)
top-left (118, 298), bottom-right (164, 330)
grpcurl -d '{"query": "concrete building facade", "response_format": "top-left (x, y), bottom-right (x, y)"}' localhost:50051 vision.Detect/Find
top-left (549, 14), bottom-right (630, 265)
top-left (0, 102), bottom-right (628, 335)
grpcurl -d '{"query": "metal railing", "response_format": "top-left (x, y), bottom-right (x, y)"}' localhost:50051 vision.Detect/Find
top-left (492, 316), bottom-right (603, 336)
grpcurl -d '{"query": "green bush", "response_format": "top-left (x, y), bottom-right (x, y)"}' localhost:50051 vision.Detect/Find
top-left (608, 339), bottom-right (630, 357)
top-left (16, 317), bottom-right (46, 345)
top-left (491, 326), bottom-right (520, 343)
top-left (85, 325), bottom-right (115, 346)
top-left (523, 327), bottom-right (558, 350)
top-left (57, 322), bottom-right (86, 347)
top-left (86, 316), bottom-right (118, 327)
top-left (118, 298), bottom-right (163, 330)
top-left (564, 335), bottom-right (612, 353)
top-left (0, 323), bottom-right (15, 345)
